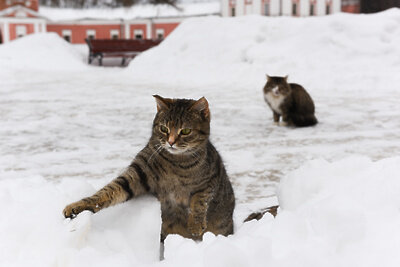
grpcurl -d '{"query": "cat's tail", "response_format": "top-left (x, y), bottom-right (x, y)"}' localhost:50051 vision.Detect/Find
top-left (243, 205), bottom-right (279, 222)
top-left (290, 113), bottom-right (318, 127)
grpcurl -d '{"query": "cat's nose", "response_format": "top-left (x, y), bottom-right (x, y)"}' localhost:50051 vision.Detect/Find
top-left (168, 136), bottom-right (176, 146)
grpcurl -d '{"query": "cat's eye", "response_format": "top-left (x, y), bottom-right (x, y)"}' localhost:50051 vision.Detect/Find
top-left (160, 125), bottom-right (169, 134)
top-left (180, 128), bottom-right (191, 135)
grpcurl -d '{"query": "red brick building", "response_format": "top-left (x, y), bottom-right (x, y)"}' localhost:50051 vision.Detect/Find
top-left (0, 0), bottom-right (46, 43)
top-left (0, 0), bottom-right (217, 44)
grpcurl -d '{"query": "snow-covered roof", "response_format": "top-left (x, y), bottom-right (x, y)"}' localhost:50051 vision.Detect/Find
top-left (39, 2), bottom-right (220, 22)
top-left (0, 5), bottom-right (45, 18)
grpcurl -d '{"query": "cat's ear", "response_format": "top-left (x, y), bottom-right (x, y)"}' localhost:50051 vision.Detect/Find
top-left (266, 74), bottom-right (271, 81)
top-left (284, 75), bottom-right (289, 81)
top-left (153, 95), bottom-right (172, 112)
top-left (191, 97), bottom-right (210, 120)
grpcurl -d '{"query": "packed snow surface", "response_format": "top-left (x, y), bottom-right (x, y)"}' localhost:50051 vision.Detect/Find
top-left (1, 9), bottom-right (400, 267)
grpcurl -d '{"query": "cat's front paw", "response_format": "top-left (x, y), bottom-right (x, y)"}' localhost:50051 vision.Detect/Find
top-left (188, 215), bottom-right (207, 239)
top-left (63, 200), bottom-right (96, 219)
top-left (279, 121), bottom-right (288, 127)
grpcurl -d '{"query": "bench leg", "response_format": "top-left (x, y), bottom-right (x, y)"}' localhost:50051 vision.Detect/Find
top-left (121, 57), bottom-right (127, 66)
top-left (98, 55), bottom-right (103, 66)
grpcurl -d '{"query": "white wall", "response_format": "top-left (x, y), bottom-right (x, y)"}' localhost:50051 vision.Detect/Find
top-left (253, 0), bottom-right (262, 15)
top-left (332, 0), bottom-right (341, 13)
top-left (220, 0), bottom-right (342, 17)
top-left (237, 0), bottom-right (245, 16)
top-left (270, 0), bottom-right (281, 15)
top-left (222, 0), bottom-right (230, 16)
top-left (300, 0), bottom-right (309, 16)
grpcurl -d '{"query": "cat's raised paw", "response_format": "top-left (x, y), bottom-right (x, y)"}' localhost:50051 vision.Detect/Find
top-left (63, 201), bottom-right (94, 219)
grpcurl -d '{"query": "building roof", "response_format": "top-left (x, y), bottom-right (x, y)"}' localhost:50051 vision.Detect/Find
top-left (0, 4), bottom-right (44, 18)
top-left (39, 1), bottom-right (220, 22)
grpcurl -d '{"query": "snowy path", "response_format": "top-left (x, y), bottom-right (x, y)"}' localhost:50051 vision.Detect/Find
top-left (2, 69), bottom-right (400, 212)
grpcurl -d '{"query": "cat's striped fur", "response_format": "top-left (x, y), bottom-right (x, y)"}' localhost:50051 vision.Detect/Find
top-left (63, 95), bottom-right (235, 243)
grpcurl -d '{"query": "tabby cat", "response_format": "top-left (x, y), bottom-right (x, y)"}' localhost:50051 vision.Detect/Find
top-left (63, 95), bottom-right (235, 245)
top-left (263, 75), bottom-right (318, 127)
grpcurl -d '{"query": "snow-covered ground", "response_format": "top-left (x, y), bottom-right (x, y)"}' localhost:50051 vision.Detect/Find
top-left (1, 9), bottom-right (400, 267)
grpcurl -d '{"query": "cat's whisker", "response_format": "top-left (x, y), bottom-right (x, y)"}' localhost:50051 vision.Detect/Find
top-left (148, 144), bottom-right (164, 163)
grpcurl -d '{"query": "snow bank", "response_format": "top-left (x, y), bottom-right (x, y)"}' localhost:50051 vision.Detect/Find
top-left (0, 33), bottom-right (87, 73)
top-left (2, 157), bottom-right (400, 267)
top-left (163, 157), bottom-right (400, 267)
top-left (0, 175), bottom-right (161, 267)
top-left (128, 9), bottom-right (400, 92)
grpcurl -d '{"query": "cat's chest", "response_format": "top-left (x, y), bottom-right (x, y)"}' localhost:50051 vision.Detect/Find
top-left (264, 92), bottom-right (285, 114)
top-left (158, 176), bottom-right (191, 205)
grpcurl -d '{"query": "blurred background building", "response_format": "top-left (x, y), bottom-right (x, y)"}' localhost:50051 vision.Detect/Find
top-left (1, 0), bottom-right (399, 44)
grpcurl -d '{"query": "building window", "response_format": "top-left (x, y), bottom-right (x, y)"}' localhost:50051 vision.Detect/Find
top-left (292, 3), bottom-right (297, 16)
top-left (326, 4), bottom-right (331, 14)
top-left (86, 30), bottom-right (96, 40)
top-left (264, 3), bottom-right (270, 16)
top-left (310, 3), bottom-right (315, 15)
top-left (231, 7), bottom-right (236, 16)
top-left (16, 25), bottom-right (27, 38)
top-left (134, 29), bottom-right (143, 40)
top-left (62, 30), bottom-right (72, 42)
top-left (110, 29), bottom-right (119, 40)
top-left (155, 29), bottom-right (165, 40)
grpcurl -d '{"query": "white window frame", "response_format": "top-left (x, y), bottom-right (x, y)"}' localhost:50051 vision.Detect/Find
top-left (16, 25), bottom-right (27, 38)
top-left (155, 28), bottom-right (165, 39)
top-left (62, 29), bottom-right (72, 42)
top-left (86, 29), bottom-right (96, 40)
top-left (134, 29), bottom-right (143, 40)
top-left (110, 29), bottom-right (119, 39)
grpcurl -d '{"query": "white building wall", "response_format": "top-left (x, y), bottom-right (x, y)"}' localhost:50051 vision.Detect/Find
top-left (237, 0), bottom-right (245, 16)
top-left (316, 0), bottom-right (325, 15)
top-left (124, 22), bottom-right (130, 39)
top-left (253, 0), bottom-right (262, 15)
top-left (221, 0), bottom-right (230, 16)
top-left (220, 0), bottom-right (342, 17)
top-left (281, 0), bottom-right (291, 16)
top-left (300, 0), bottom-right (309, 16)
top-left (332, 0), bottom-right (341, 13)
top-left (3, 21), bottom-right (9, 43)
top-left (270, 0), bottom-right (281, 16)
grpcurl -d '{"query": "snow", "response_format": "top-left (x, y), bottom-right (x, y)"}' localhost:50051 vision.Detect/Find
top-left (0, 33), bottom-right (87, 75)
top-left (40, 2), bottom-right (220, 21)
top-left (1, 9), bottom-right (400, 267)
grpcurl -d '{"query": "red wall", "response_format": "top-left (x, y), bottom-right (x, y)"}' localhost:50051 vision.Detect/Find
top-left (9, 23), bottom-right (34, 41)
top-left (153, 22), bottom-right (179, 38)
top-left (0, 0), bottom-right (39, 12)
top-left (47, 24), bottom-right (123, 44)
top-left (342, 4), bottom-right (360, 13)
top-left (46, 22), bottom-right (179, 44)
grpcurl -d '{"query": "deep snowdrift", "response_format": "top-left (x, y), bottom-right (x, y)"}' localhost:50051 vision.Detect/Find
top-left (0, 33), bottom-right (87, 73)
top-left (128, 9), bottom-right (400, 92)
top-left (2, 157), bottom-right (400, 267)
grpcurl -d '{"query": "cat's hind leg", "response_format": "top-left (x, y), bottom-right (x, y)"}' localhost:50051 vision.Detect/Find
top-left (273, 111), bottom-right (280, 125)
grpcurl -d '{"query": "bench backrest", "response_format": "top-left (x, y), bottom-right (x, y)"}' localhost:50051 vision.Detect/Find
top-left (86, 39), bottom-right (162, 54)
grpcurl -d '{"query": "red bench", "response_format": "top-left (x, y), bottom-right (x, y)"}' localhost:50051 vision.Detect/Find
top-left (85, 39), bottom-right (162, 66)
